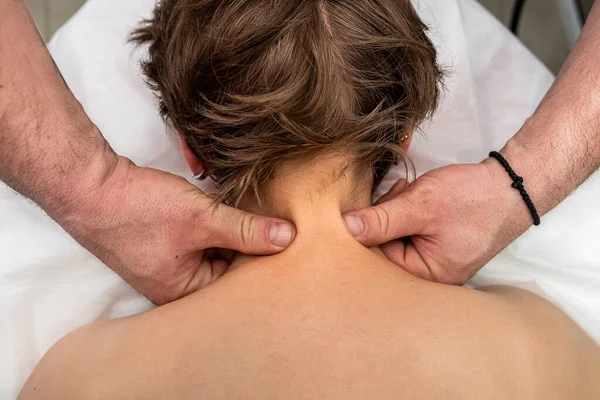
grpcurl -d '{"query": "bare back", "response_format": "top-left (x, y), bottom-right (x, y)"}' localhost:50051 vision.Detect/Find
top-left (20, 238), bottom-right (600, 399)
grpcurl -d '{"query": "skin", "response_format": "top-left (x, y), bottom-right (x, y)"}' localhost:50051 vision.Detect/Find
top-left (344, 0), bottom-right (600, 284)
top-left (4, 0), bottom-right (599, 395)
top-left (1, 0), bottom-right (598, 303)
top-left (19, 153), bottom-right (600, 399)
top-left (0, 0), bottom-right (295, 305)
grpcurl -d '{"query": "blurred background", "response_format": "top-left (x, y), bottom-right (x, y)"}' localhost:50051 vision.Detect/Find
top-left (25, 0), bottom-right (595, 75)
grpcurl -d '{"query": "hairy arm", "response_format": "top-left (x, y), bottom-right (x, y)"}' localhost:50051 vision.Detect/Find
top-left (0, 0), bottom-right (116, 218)
top-left (0, 0), bottom-right (294, 304)
top-left (492, 1), bottom-right (600, 215)
top-left (344, 2), bottom-right (600, 284)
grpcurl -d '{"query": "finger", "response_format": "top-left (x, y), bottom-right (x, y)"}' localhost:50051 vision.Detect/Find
top-left (380, 240), bottom-right (433, 281)
top-left (210, 258), bottom-right (230, 279)
top-left (201, 203), bottom-right (296, 254)
top-left (184, 257), bottom-right (231, 297)
top-left (343, 194), bottom-right (429, 247)
top-left (375, 179), bottom-right (409, 205)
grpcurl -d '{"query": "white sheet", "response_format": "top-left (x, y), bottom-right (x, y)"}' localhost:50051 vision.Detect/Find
top-left (1, 0), bottom-right (599, 397)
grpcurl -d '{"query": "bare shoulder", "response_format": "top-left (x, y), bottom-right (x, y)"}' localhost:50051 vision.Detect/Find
top-left (18, 319), bottom-right (130, 400)
top-left (18, 304), bottom-right (205, 400)
top-left (481, 285), bottom-right (600, 399)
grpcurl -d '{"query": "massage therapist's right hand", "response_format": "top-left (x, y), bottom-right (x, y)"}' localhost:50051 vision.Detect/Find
top-left (61, 155), bottom-right (295, 305)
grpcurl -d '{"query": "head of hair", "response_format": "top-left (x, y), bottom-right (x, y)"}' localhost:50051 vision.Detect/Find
top-left (131, 0), bottom-right (443, 206)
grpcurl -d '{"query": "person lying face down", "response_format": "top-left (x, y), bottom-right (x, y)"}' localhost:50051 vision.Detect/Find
top-left (19, 1), bottom-right (600, 399)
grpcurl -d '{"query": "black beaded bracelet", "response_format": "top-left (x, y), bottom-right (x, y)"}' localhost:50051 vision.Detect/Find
top-left (489, 151), bottom-right (541, 226)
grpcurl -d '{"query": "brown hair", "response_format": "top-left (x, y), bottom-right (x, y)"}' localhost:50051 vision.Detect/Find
top-left (131, 0), bottom-right (442, 206)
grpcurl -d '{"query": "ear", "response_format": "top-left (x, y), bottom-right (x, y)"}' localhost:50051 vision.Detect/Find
top-left (178, 136), bottom-right (205, 176)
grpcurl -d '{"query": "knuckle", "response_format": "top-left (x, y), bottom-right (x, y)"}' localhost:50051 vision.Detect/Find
top-left (146, 262), bottom-right (192, 305)
top-left (150, 289), bottom-right (179, 306)
top-left (432, 267), bottom-right (465, 286)
top-left (407, 182), bottom-right (440, 226)
top-left (373, 206), bottom-right (393, 239)
top-left (148, 291), bottom-right (169, 306)
top-left (239, 213), bottom-right (257, 249)
top-left (411, 183), bottom-right (437, 208)
top-left (137, 276), bottom-right (172, 305)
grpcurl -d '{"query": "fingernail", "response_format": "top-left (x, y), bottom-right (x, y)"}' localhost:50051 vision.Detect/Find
top-left (344, 214), bottom-right (365, 237)
top-left (269, 223), bottom-right (293, 247)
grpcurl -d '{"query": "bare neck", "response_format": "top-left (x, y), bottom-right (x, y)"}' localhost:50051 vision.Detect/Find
top-left (234, 153), bottom-right (381, 265)
top-left (241, 153), bottom-right (371, 234)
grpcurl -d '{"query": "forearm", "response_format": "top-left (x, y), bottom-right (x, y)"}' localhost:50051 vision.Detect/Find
top-left (0, 0), bottom-right (116, 216)
top-left (500, 1), bottom-right (600, 216)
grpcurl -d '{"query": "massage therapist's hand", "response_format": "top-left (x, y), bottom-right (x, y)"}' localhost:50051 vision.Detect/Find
top-left (343, 161), bottom-right (534, 284)
top-left (60, 153), bottom-right (295, 304)
top-left (0, 0), bottom-right (294, 305)
top-left (345, 0), bottom-right (600, 284)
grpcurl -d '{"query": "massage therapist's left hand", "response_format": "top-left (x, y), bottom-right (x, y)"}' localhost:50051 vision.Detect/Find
top-left (344, 1), bottom-right (600, 284)
top-left (342, 160), bottom-right (534, 285)
top-left (0, 0), bottom-right (295, 305)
